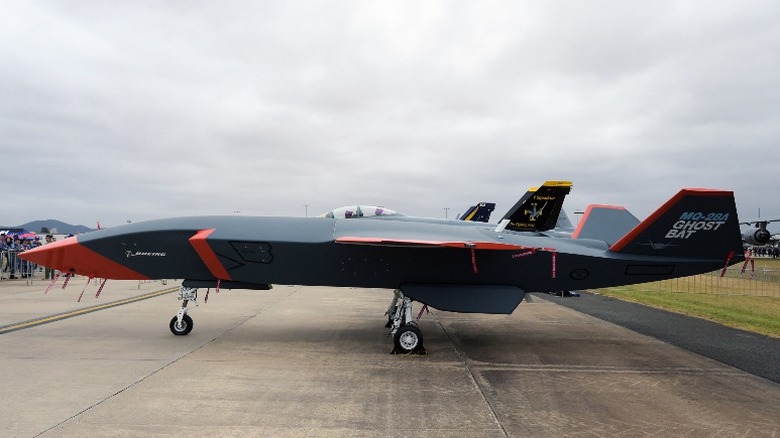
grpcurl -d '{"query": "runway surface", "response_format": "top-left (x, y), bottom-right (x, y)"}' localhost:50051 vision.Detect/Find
top-left (1, 278), bottom-right (778, 437)
top-left (549, 291), bottom-right (780, 383)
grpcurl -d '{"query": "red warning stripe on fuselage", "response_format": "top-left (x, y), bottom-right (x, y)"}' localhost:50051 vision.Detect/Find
top-left (189, 229), bottom-right (233, 280)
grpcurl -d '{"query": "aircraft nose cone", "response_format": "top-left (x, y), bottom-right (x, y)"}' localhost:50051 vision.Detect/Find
top-left (18, 237), bottom-right (149, 280)
top-left (18, 237), bottom-right (80, 269)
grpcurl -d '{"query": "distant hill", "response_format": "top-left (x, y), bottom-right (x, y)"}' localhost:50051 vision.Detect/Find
top-left (15, 220), bottom-right (94, 235)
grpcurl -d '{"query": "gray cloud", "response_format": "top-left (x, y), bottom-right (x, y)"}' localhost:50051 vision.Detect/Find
top-left (2, 1), bottom-right (779, 229)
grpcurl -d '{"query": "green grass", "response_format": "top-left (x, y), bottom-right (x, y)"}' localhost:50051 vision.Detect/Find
top-left (748, 256), bottom-right (780, 274)
top-left (596, 287), bottom-right (780, 338)
top-left (595, 257), bottom-right (780, 338)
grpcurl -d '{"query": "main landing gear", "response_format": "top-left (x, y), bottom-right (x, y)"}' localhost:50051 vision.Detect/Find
top-left (385, 289), bottom-right (426, 354)
top-left (169, 287), bottom-right (197, 336)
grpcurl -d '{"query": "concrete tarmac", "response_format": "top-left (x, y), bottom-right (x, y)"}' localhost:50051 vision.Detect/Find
top-left (1, 278), bottom-right (778, 437)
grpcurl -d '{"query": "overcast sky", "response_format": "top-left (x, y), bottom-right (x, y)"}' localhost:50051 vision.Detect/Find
top-left (2, 1), bottom-right (779, 229)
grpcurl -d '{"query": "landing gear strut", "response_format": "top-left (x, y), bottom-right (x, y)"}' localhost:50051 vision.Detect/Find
top-left (169, 287), bottom-right (197, 336)
top-left (385, 289), bottom-right (426, 354)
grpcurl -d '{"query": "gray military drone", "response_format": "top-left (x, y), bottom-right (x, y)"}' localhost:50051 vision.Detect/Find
top-left (21, 182), bottom-right (745, 353)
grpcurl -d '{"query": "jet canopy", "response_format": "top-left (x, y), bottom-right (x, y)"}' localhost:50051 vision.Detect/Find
top-left (319, 205), bottom-right (403, 219)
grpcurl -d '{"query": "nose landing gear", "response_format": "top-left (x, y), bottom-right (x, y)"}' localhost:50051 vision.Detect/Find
top-left (169, 287), bottom-right (197, 336)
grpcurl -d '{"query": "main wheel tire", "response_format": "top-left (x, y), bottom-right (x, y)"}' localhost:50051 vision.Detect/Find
top-left (169, 314), bottom-right (193, 336)
top-left (393, 324), bottom-right (423, 353)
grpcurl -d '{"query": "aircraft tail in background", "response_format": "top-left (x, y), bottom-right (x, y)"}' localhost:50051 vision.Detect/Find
top-left (459, 202), bottom-right (496, 222)
top-left (497, 181), bottom-right (572, 232)
top-left (609, 188), bottom-right (744, 259)
top-left (556, 210), bottom-right (575, 232)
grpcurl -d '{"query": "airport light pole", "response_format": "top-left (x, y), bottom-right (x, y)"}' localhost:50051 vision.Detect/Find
top-left (574, 210), bottom-right (584, 226)
top-left (443, 207), bottom-right (450, 219)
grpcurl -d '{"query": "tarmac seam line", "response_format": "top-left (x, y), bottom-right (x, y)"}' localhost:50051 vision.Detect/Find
top-left (0, 286), bottom-right (180, 334)
top-left (431, 310), bottom-right (510, 438)
top-left (33, 285), bottom-right (299, 437)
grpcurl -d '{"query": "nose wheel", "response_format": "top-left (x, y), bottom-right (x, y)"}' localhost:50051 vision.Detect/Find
top-left (169, 314), bottom-right (193, 335)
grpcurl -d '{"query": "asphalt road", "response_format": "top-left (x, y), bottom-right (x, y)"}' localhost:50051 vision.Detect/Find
top-left (545, 291), bottom-right (780, 383)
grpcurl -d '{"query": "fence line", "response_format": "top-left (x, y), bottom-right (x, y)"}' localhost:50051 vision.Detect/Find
top-left (1, 250), bottom-right (38, 285)
top-left (599, 267), bottom-right (780, 298)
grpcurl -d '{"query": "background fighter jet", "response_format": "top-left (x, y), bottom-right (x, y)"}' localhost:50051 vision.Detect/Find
top-left (460, 181), bottom-right (640, 248)
top-left (459, 180), bottom-right (572, 225)
top-left (20, 186), bottom-right (745, 354)
top-left (740, 219), bottom-right (780, 246)
top-left (458, 202), bottom-right (496, 222)
top-left (496, 181), bottom-right (572, 232)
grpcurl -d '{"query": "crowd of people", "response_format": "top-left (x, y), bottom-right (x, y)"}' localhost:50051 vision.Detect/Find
top-left (0, 233), bottom-right (56, 279)
top-left (749, 244), bottom-right (780, 258)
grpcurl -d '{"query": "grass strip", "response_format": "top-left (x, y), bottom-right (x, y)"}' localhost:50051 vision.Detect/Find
top-left (596, 286), bottom-right (780, 338)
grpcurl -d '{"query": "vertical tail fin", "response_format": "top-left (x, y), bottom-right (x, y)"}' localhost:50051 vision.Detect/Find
top-left (459, 202), bottom-right (496, 222)
top-left (571, 205), bottom-right (640, 246)
top-left (497, 181), bottom-right (572, 232)
top-left (556, 210), bottom-right (576, 232)
top-left (609, 189), bottom-right (744, 259)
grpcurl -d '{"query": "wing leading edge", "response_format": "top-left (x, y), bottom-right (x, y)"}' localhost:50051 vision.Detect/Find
top-left (335, 236), bottom-right (525, 250)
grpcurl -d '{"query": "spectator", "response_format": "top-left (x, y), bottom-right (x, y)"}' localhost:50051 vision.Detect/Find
top-left (0, 234), bottom-right (7, 278)
top-left (3, 236), bottom-right (19, 279)
top-left (18, 238), bottom-right (33, 278)
top-left (43, 234), bottom-right (55, 279)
